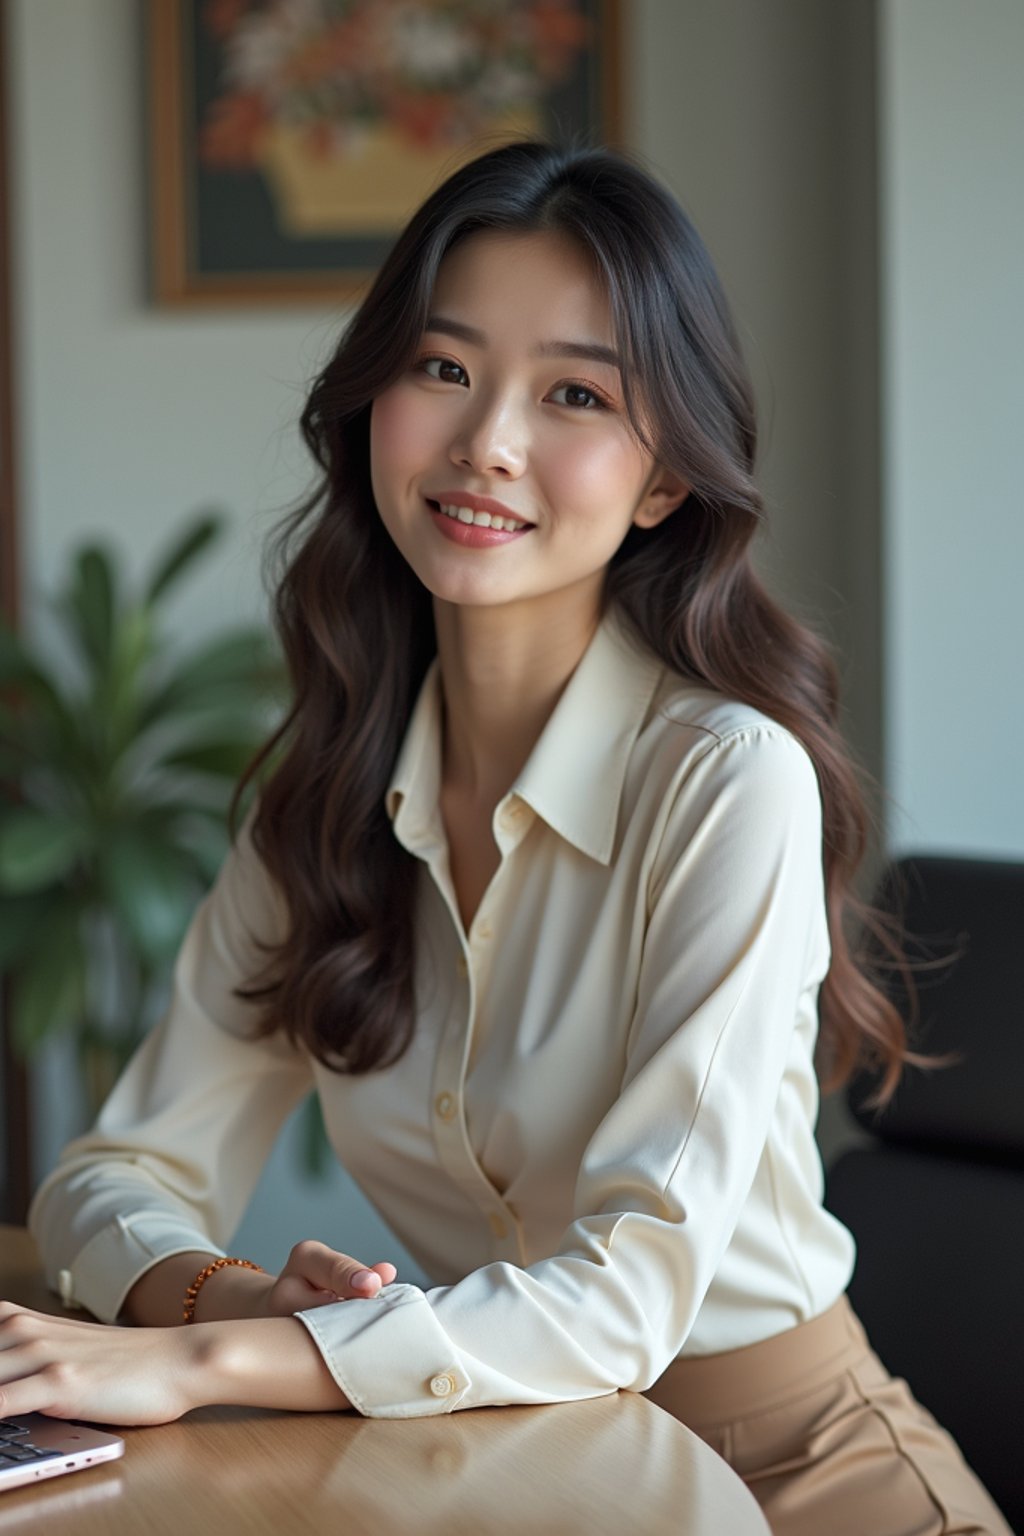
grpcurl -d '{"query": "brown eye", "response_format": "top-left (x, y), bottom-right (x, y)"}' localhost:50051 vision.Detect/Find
top-left (550, 382), bottom-right (606, 410)
top-left (422, 357), bottom-right (468, 386)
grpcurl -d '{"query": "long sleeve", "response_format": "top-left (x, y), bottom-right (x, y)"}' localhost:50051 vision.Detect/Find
top-left (29, 614), bottom-right (853, 1417)
top-left (28, 820), bottom-right (313, 1321)
top-left (293, 725), bottom-right (842, 1418)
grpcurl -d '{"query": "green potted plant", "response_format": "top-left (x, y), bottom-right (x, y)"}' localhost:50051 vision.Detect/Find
top-left (0, 512), bottom-right (284, 1113)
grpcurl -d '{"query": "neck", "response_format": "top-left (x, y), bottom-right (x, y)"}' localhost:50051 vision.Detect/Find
top-left (434, 587), bottom-right (601, 806)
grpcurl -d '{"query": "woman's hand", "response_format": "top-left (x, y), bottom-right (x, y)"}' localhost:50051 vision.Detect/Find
top-left (0, 1302), bottom-right (205, 1425)
top-left (0, 1300), bottom-right (353, 1424)
top-left (125, 1241), bottom-right (399, 1326)
top-left (258, 1239), bottom-right (398, 1317)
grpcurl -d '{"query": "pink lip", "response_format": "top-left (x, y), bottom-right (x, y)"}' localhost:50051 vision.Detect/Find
top-left (427, 491), bottom-right (533, 524)
top-left (429, 508), bottom-right (531, 548)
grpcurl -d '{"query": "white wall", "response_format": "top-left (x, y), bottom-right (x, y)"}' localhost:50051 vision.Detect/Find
top-left (880, 0), bottom-right (1024, 857)
top-left (9, 0), bottom-right (336, 638)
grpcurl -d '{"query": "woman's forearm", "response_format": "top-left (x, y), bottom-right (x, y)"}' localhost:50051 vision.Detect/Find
top-left (0, 1303), bottom-right (351, 1423)
top-left (123, 1241), bottom-right (399, 1329)
top-left (197, 1316), bottom-right (352, 1412)
top-left (122, 1252), bottom-right (274, 1326)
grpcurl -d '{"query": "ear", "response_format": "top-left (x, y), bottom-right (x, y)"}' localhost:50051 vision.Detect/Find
top-left (633, 469), bottom-right (691, 530)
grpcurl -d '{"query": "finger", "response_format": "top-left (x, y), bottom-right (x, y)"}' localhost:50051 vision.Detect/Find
top-left (0, 1371), bottom-right (50, 1420)
top-left (287, 1241), bottom-right (386, 1299)
top-left (0, 1334), bottom-right (57, 1419)
top-left (0, 1307), bottom-right (48, 1355)
top-left (347, 1262), bottom-right (398, 1295)
top-left (0, 1302), bottom-right (90, 1329)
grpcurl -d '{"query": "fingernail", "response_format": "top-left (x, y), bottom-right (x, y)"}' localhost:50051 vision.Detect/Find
top-left (352, 1269), bottom-right (374, 1287)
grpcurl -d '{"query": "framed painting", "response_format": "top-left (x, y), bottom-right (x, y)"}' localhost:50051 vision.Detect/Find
top-left (148, 0), bottom-right (624, 305)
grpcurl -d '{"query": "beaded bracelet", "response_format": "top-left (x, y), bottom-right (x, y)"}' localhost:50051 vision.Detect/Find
top-left (183, 1257), bottom-right (266, 1324)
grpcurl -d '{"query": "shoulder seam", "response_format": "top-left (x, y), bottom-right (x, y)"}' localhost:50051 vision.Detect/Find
top-left (687, 723), bottom-right (805, 770)
top-left (653, 711), bottom-right (725, 745)
top-left (656, 713), bottom-right (800, 758)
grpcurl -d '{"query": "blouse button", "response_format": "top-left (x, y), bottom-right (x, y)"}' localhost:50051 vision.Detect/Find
top-left (475, 920), bottom-right (493, 942)
top-left (455, 954), bottom-right (468, 977)
top-left (488, 1213), bottom-right (508, 1240)
top-left (435, 1092), bottom-right (457, 1122)
top-left (430, 1372), bottom-right (456, 1398)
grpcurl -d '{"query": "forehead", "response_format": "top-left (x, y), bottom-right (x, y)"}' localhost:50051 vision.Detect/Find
top-left (428, 229), bottom-right (613, 342)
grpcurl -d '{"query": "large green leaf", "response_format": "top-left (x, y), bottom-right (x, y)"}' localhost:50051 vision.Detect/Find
top-left (99, 825), bottom-right (201, 963)
top-left (126, 794), bottom-right (223, 827)
top-left (0, 630), bottom-right (93, 778)
top-left (137, 629), bottom-right (283, 731)
top-left (0, 891), bottom-right (50, 970)
top-left (102, 605), bottom-right (156, 764)
top-left (144, 512), bottom-right (223, 608)
top-left (3, 515), bottom-right (278, 1067)
top-left (0, 702), bottom-right (28, 767)
top-left (0, 627), bottom-right (40, 689)
top-left (177, 825), bottom-right (231, 886)
top-left (136, 799), bottom-right (231, 884)
top-left (0, 807), bottom-right (92, 893)
top-left (156, 735), bottom-right (260, 781)
top-left (0, 628), bottom-right (69, 716)
top-left (0, 693), bottom-right (36, 746)
top-left (66, 545), bottom-right (116, 676)
top-left (9, 900), bottom-right (87, 1052)
top-left (25, 707), bottom-right (100, 791)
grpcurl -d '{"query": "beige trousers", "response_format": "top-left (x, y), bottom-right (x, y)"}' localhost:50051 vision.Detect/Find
top-left (643, 1297), bottom-right (1012, 1536)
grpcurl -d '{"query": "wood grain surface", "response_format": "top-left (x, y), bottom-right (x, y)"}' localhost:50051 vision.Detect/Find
top-left (0, 1226), bottom-right (768, 1535)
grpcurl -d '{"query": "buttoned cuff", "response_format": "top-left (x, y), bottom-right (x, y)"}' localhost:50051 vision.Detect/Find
top-left (295, 1284), bottom-right (471, 1418)
top-left (57, 1212), bottom-right (225, 1322)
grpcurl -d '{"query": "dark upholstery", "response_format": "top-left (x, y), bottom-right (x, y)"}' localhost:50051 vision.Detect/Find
top-left (826, 856), bottom-right (1024, 1531)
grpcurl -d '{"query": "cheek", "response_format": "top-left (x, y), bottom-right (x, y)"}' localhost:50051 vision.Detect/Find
top-left (369, 389), bottom-right (410, 495)
top-left (548, 431), bottom-right (650, 521)
top-left (370, 385), bottom-right (441, 502)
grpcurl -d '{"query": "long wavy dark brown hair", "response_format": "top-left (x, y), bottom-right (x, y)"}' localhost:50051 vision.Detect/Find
top-left (233, 140), bottom-right (911, 1101)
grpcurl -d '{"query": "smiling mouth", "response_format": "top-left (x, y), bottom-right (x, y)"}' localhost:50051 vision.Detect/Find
top-left (427, 500), bottom-right (532, 534)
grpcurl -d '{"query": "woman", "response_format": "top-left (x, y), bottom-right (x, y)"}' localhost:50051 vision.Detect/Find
top-left (12, 142), bottom-right (1010, 1534)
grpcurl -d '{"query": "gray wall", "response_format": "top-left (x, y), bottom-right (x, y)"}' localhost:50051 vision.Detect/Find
top-left (880, 0), bottom-right (1024, 857)
top-left (7, 2), bottom-right (1020, 1248)
top-left (635, 1), bottom-right (883, 785)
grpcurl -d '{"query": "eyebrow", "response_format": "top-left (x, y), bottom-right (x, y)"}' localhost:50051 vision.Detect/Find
top-left (423, 314), bottom-right (622, 371)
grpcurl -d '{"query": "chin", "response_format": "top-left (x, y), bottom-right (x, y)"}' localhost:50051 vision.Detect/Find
top-left (406, 560), bottom-right (511, 609)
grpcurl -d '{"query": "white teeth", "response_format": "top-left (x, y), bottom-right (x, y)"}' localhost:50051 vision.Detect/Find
top-left (436, 502), bottom-right (528, 532)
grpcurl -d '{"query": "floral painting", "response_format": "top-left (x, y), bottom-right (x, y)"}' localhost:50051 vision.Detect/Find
top-left (149, 0), bottom-right (622, 303)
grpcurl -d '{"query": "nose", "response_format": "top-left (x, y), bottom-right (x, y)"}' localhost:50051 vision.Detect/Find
top-left (448, 391), bottom-right (527, 478)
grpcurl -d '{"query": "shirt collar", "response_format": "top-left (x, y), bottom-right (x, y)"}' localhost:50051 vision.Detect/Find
top-left (386, 660), bottom-right (445, 854)
top-left (386, 608), bottom-right (665, 865)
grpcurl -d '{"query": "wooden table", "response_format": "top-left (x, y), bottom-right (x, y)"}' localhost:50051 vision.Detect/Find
top-left (0, 1227), bottom-right (768, 1535)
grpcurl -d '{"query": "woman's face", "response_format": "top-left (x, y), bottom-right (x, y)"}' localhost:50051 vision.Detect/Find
top-left (369, 229), bottom-right (685, 621)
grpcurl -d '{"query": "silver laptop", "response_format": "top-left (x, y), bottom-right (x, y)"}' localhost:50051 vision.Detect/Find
top-left (0, 1414), bottom-right (124, 1492)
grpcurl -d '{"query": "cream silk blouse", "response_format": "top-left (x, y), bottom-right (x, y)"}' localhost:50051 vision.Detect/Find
top-left (29, 611), bottom-right (855, 1418)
